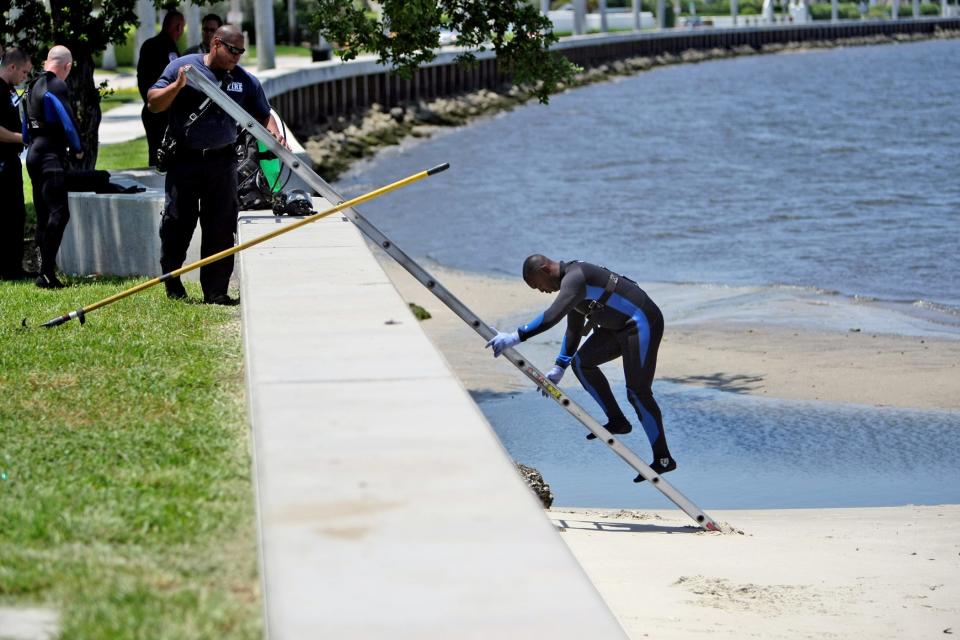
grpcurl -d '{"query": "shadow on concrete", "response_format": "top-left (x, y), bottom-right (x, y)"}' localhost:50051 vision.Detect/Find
top-left (551, 517), bottom-right (701, 535)
top-left (469, 389), bottom-right (524, 402)
top-left (662, 371), bottom-right (764, 394)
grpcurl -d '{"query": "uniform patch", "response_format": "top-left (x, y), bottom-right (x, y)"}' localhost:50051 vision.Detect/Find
top-left (226, 81), bottom-right (243, 93)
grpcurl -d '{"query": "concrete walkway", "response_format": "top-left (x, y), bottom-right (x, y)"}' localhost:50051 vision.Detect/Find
top-left (238, 203), bottom-right (626, 638)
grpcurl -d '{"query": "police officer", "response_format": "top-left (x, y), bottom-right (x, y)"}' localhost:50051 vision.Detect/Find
top-left (147, 25), bottom-right (286, 305)
top-left (486, 255), bottom-right (677, 483)
top-left (137, 10), bottom-right (184, 167)
top-left (22, 46), bottom-right (83, 289)
top-left (183, 14), bottom-right (223, 56)
top-left (0, 47), bottom-right (33, 280)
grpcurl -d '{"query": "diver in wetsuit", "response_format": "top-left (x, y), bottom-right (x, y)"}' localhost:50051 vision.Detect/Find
top-left (22, 45), bottom-right (83, 288)
top-left (485, 254), bottom-right (676, 482)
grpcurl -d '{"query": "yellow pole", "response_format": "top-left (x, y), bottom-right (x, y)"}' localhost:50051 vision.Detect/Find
top-left (38, 163), bottom-right (449, 328)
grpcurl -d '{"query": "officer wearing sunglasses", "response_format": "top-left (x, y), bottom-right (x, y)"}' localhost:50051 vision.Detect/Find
top-left (146, 24), bottom-right (287, 306)
top-left (183, 13), bottom-right (224, 56)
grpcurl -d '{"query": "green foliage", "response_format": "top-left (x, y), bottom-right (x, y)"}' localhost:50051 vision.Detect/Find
top-left (810, 2), bottom-right (863, 19)
top-left (844, 2), bottom-right (941, 18)
top-left (891, 1), bottom-right (938, 16)
top-left (0, 279), bottom-right (260, 638)
top-left (682, 0), bottom-right (764, 15)
top-left (312, 0), bottom-right (578, 103)
top-left (408, 302), bottom-right (432, 320)
top-left (112, 29), bottom-right (138, 67)
top-left (0, 0), bottom-right (48, 53)
top-left (92, 27), bottom-right (137, 68)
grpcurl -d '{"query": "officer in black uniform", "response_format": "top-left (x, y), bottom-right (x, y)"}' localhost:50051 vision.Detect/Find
top-left (137, 10), bottom-right (184, 167)
top-left (22, 46), bottom-right (83, 289)
top-left (0, 47), bottom-right (33, 280)
top-left (487, 254), bottom-right (677, 482)
top-left (182, 13), bottom-right (223, 56)
top-left (147, 25), bottom-right (286, 305)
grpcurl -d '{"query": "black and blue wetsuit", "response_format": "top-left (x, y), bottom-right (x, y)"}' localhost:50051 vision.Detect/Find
top-left (516, 261), bottom-right (672, 463)
top-left (22, 71), bottom-right (83, 280)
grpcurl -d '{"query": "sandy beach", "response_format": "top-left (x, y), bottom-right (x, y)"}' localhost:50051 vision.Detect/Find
top-left (551, 505), bottom-right (960, 639)
top-left (378, 254), bottom-right (960, 638)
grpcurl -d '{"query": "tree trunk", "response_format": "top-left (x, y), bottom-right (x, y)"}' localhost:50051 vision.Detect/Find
top-left (65, 44), bottom-right (101, 170)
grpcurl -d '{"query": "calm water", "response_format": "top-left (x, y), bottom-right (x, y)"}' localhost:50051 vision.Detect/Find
top-left (479, 384), bottom-right (960, 509)
top-left (335, 40), bottom-right (960, 508)
top-left (336, 39), bottom-right (960, 310)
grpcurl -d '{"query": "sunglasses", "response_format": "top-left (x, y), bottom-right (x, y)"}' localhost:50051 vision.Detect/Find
top-left (218, 40), bottom-right (245, 56)
top-left (202, 27), bottom-right (218, 34)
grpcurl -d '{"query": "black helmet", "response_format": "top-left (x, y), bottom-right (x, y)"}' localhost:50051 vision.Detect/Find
top-left (273, 189), bottom-right (315, 216)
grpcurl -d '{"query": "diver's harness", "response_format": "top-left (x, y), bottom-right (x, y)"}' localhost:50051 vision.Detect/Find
top-left (20, 74), bottom-right (47, 134)
top-left (582, 271), bottom-right (619, 333)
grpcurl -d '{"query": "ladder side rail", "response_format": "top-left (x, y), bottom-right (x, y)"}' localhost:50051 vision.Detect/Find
top-left (184, 67), bottom-right (720, 531)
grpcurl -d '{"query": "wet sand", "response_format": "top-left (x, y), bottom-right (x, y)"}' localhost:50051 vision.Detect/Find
top-left (378, 255), bottom-right (960, 410)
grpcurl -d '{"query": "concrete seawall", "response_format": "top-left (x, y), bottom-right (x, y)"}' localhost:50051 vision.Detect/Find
top-left (237, 202), bottom-right (627, 638)
top-left (260, 17), bottom-right (960, 132)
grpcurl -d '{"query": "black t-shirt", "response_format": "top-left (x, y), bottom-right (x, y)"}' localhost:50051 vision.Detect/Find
top-left (0, 78), bottom-right (23, 160)
top-left (137, 33), bottom-right (180, 101)
top-left (151, 54), bottom-right (271, 150)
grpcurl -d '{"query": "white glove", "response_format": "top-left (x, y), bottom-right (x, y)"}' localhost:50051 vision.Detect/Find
top-left (540, 365), bottom-right (565, 397)
top-left (485, 330), bottom-right (520, 358)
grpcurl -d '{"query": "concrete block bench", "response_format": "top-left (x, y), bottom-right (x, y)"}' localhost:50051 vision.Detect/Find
top-left (60, 169), bottom-right (202, 281)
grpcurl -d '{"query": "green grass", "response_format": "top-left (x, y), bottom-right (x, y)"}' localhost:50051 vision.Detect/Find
top-left (0, 278), bottom-right (260, 639)
top-left (96, 137), bottom-right (150, 171)
top-left (21, 162), bottom-right (34, 228)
